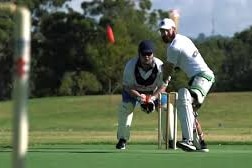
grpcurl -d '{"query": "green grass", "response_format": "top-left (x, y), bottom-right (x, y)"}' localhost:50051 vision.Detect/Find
top-left (0, 92), bottom-right (252, 145)
top-left (1, 144), bottom-right (252, 168)
top-left (0, 92), bottom-right (252, 168)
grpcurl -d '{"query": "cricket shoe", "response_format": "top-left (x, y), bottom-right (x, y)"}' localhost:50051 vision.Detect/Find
top-left (116, 138), bottom-right (126, 150)
top-left (168, 140), bottom-right (175, 149)
top-left (176, 140), bottom-right (196, 152)
top-left (193, 129), bottom-right (209, 152)
top-left (197, 140), bottom-right (209, 152)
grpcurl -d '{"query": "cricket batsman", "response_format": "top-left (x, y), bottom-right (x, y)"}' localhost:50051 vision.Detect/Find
top-left (158, 18), bottom-right (215, 152)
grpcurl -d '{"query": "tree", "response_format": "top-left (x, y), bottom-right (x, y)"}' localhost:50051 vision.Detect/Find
top-left (59, 71), bottom-right (102, 96)
top-left (1, 0), bottom-right (252, 99)
top-left (0, 8), bottom-right (15, 99)
top-left (80, 0), bottom-right (164, 93)
top-left (32, 11), bottom-right (100, 96)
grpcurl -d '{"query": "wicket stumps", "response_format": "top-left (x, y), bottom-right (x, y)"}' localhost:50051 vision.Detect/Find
top-left (158, 92), bottom-right (178, 150)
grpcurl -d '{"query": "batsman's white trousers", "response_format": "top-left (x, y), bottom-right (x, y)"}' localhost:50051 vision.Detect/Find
top-left (177, 88), bottom-right (195, 141)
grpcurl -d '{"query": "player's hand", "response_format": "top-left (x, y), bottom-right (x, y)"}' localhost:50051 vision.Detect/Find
top-left (140, 100), bottom-right (155, 114)
top-left (146, 95), bottom-right (156, 102)
top-left (140, 95), bottom-right (156, 114)
top-left (137, 94), bottom-right (147, 104)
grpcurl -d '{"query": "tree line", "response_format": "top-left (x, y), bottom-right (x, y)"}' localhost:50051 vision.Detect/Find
top-left (0, 0), bottom-right (252, 100)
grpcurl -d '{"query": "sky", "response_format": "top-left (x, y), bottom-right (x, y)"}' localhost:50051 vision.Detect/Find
top-left (151, 0), bottom-right (252, 37)
top-left (70, 0), bottom-right (252, 38)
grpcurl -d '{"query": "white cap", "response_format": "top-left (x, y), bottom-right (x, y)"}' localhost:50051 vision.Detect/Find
top-left (159, 18), bottom-right (176, 30)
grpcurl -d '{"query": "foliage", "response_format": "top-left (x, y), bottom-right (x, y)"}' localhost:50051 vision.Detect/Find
top-left (0, 10), bottom-right (15, 99)
top-left (0, 0), bottom-right (252, 99)
top-left (59, 71), bottom-right (102, 96)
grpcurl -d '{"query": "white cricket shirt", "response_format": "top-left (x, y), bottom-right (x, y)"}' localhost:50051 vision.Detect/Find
top-left (167, 34), bottom-right (213, 78)
top-left (123, 56), bottom-right (164, 93)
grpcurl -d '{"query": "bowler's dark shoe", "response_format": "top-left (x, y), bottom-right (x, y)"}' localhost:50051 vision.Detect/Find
top-left (116, 138), bottom-right (126, 150)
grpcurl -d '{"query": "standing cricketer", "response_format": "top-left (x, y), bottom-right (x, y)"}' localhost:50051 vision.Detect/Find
top-left (158, 18), bottom-right (215, 152)
top-left (116, 40), bottom-right (170, 149)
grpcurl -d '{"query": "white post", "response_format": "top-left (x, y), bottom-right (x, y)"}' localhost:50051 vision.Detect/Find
top-left (157, 93), bottom-right (162, 149)
top-left (12, 6), bottom-right (31, 168)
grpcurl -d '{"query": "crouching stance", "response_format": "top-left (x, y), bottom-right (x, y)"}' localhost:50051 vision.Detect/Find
top-left (116, 40), bottom-right (168, 149)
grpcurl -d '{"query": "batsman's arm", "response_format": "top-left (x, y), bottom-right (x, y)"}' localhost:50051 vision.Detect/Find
top-left (151, 84), bottom-right (167, 101)
top-left (152, 65), bottom-right (171, 100)
top-left (149, 62), bottom-right (174, 100)
top-left (162, 61), bottom-right (174, 84)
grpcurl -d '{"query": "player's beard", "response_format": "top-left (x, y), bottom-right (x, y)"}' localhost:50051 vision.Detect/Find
top-left (161, 32), bottom-right (175, 43)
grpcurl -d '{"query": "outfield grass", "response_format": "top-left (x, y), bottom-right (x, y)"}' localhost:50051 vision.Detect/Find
top-left (1, 144), bottom-right (252, 168)
top-left (0, 92), bottom-right (252, 146)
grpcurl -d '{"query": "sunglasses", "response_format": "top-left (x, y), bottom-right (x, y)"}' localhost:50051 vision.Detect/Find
top-left (141, 52), bottom-right (153, 56)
